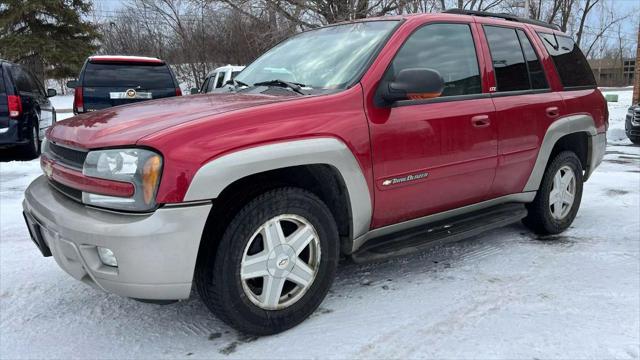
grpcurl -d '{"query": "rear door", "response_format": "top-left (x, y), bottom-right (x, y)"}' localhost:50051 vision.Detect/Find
top-left (81, 62), bottom-right (177, 111)
top-left (479, 24), bottom-right (565, 197)
top-left (24, 69), bottom-right (54, 139)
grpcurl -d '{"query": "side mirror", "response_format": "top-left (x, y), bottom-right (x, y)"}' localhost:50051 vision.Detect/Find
top-left (66, 80), bottom-right (78, 89)
top-left (46, 89), bottom-right (57, 97)
top-left (382, 68), bottom-right (445, 103)
top-left (190, 87), bottom-right (199, 95)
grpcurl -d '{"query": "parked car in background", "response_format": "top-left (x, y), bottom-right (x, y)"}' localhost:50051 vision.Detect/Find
top-left (196, 65), bottom-right (245, 93)
top-left (67, 56), bottom-right (181, 114)
top-left (626, 104), bottom-right (640, 144)
top-left (24, 10), bottom-right (607, 335)
top-left (0, 60), bottom-right (56, 158)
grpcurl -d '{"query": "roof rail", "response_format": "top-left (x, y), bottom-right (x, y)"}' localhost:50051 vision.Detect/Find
top-left (443, 9), bottom-right (561, 31)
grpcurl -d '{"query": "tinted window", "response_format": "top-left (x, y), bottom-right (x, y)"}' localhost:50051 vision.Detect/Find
top-left (215, 73), bottom-right (225, 88)
top-left (9, 65), bottom-right (37, 93)
top-left (83, 63), bottom-right (175, 88)
top-left (484, 26), bottom-right (529, 92)
top-left (0, 68), bottom-right (5, 95)
top-left (390, 23), bottom-right (481, 97)
top-left (517, 29), bottom-right (548, 89)
top-left (538, 33), bottom-right (596, 88)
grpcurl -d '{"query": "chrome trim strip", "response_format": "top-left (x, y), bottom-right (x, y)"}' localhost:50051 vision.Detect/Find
top-left (184, 138), bottom-right (373, 239)
top-left (351, 192), bottom-right (536, 253)
top-left (162, 200), bottom-right (213, 209)
top-left (523, 114), bottom-right (597, 192)
top-left (109, 92), bottom-right (152, 99)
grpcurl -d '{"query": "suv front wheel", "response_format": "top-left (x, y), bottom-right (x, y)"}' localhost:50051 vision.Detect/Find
top-left (196, 187), bottom-right (339, 335)
top-left (523, 151), bottom-right (584, 235)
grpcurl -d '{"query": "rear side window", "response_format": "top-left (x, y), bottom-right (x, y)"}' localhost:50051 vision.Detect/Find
top-left (0, 67), bottom-right (5, 95)
top-left (390, 23), bottom-right (482, 97)
top-left (516, 29), bottom-right (548, 89)
top-left (83, 63), bottom-right (175, 88)
top-left (484, 26), bottom-right (530, 92)
top-left (9, 65), bottom-right (39, 94)
top-left (538, 33), bottom-right (596, 88)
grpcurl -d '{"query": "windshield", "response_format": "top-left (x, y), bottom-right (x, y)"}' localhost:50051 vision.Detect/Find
top-left (235, 21), bottom-right (398, 90)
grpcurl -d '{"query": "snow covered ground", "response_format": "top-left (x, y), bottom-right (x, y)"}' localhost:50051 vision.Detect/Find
top-left (0, 90), bottom-right (638, 359)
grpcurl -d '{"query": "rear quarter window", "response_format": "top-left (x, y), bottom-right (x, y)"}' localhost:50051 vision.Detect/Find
top-left (0, 67), bottom-right (5, 95)
top-left (83, 63), bottom-right (176, 88)
top-left (538, 33), bottom-right (596, 88)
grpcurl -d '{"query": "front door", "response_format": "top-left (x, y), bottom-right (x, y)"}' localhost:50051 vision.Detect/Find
top-left (366, 22), bottom-right (498, 228)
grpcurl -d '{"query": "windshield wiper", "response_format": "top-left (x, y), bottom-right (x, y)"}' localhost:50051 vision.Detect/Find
top-left (227, 79), bottom-right (249, 88)
top-left (253, 79), bottom-right (306, 95)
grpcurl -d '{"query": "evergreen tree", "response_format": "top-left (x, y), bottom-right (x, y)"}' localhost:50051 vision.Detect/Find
top-left (0, 0), bottom-right (100, 82)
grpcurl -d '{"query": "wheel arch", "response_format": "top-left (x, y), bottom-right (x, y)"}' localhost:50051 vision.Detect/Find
top-left (523, 114), bottom-right (600, 192)
top-left (186, 138), bottom-right (373, 257)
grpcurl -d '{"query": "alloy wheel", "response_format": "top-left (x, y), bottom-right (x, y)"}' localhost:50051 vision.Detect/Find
top-left (549, 165), bottom-right (576, 220)
top-left (240, 214), bottom-right (321, 310)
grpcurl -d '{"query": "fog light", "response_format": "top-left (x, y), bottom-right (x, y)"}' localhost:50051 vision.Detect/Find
top-left (97, 247), bottom-right (118, 267)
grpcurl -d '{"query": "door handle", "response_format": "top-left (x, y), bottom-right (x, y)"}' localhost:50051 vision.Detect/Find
top-left (471, 115), bottom-right (490, 128)
top-left (546, 106), bottom-right (560, 118)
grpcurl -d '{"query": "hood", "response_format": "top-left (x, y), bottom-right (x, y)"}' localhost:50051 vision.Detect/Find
top-left (47, 93), bottom-right (293, 149)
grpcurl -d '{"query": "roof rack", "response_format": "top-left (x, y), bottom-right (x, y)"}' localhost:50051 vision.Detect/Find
top-left (443, 9), bottom-right (561, 31)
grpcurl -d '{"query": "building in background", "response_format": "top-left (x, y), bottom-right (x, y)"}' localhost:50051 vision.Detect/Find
top-left (589, 58), bottom-right (636, 87)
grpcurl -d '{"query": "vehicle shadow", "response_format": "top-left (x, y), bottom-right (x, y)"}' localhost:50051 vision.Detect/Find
top-left (0, 148), bottom-right (36, 162)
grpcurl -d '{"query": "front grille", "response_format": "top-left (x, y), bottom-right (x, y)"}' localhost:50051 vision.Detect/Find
top-left (47, 142), bottom-right (87, 169)
top-left (48, 179), bottom-right (83, 202)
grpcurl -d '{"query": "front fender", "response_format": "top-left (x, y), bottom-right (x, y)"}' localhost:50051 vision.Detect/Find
top-left (184, 137), bottom-right (373, 239)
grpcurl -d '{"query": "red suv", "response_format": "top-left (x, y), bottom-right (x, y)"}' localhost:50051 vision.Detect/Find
top-left (23, 10), bottom-right (607, 335)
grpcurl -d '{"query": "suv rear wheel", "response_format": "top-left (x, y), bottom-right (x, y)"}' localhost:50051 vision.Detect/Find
top-left (196, 187), bottom-right (339, 335)
top-left (523, 151), bottom-right (583, 235)
top-left (23, 124), bottom-right (41, 159)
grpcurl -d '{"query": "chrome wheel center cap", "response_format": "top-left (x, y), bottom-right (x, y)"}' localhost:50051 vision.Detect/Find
top-left (267, 245), bottom-right (296, 277)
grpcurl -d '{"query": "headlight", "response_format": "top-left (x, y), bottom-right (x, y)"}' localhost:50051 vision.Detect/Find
top-left (82, 148), bottom-right (163, 211)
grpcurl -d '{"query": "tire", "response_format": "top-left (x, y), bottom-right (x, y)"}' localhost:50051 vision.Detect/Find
top-left (523, 151), bottom-right (583, 235)
top-left (629, 135), bottom-right (640, 145)
top-left (23, 124), bottom-right (41, 159)
top-left (196, 187), bottom-right (340, 335)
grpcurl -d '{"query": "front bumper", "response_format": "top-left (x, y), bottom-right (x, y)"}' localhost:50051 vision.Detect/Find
top-left (23, 176), bottom-right (211, 300)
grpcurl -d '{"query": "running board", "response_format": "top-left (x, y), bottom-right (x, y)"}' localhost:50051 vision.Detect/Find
top-left (351, 203), bottom-right (528, 263)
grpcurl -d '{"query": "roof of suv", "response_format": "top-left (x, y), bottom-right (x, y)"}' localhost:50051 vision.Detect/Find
top-left (350, 11), bottom-right (561, 34)
top-left (88, 55), bottom-right (165, 64)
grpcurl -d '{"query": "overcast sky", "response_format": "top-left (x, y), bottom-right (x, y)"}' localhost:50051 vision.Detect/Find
top-left (90, 0), bottom-right (638, 55)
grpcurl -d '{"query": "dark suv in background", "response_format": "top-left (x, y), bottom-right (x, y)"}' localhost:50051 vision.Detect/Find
top-left (0, 60), bottom-right (56, 159)
top-left (67, 56), bottom-right (182, 114)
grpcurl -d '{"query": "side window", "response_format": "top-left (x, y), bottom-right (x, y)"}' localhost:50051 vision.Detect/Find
top-left (9, 65), bottom-right (32, 93)
top-left (516, 29), bottom-right (548, 89)
top-left (537, 32), bottom-right (596, 88)
top-left (0, 68), bottom-right (5, 95)
top-left (484, 26), bottom-right (530, 92)
top-left (25, 70), bottom-right (44, 96)
top-left (215, 73), bottom-right (226, 88)
top-left (389, 23), bottom-right (481, 97)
